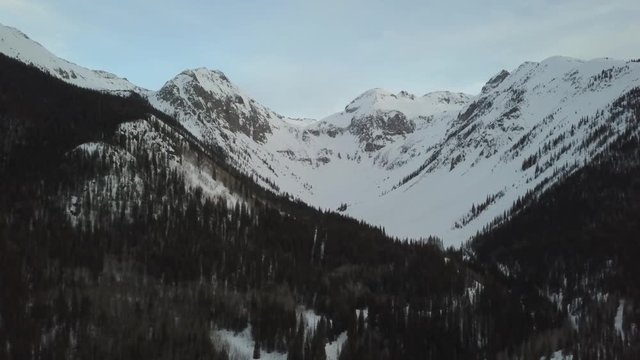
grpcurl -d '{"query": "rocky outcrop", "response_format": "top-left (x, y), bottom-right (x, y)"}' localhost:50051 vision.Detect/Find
top-left (349, 111), bottom-right (416, 151)
top-left (155, 69), bottom-right (273, 143)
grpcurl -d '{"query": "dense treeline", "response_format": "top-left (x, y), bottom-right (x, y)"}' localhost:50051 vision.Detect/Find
top-left (3, 107), bottom-right (551, 359)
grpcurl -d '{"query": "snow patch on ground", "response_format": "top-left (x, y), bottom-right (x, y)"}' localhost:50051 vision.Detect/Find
top-left (466, 280), bottom-right (483, 303)
top-left (213, 327), bottom-right (286, 360)
top-left (181, 161), bottom-right (242, 208)
top-left (356, 308), bottom-right (369, 322)
top-left (213, 315), bottom-right (347, 360)
top-left (301, 307), bottom-right (322, 330)
top-left (541, 350), bottom-right (573, 360)
top-left (298, 307), bottom-right (348, 359)
top-left (325, 332), bottom-right (347, 360)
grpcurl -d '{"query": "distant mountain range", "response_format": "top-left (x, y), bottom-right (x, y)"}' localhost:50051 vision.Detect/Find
top-left (3, 23), bottom-right (640, 247)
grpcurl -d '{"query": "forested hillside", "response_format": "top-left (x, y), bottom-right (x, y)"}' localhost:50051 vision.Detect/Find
top-left (471, 88), bottom-right (640, 358)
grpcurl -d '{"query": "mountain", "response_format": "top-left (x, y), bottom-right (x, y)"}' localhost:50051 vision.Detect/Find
top-left (145, 54), bottom-right (640, 246)
top-left (136, 56), bottom-right (640, 245)
top-left (338, 56), bottom-right (640, 243)
top-left (151, 67), bottom-right (279, 143)
top-left (470, 90), bottom-right (640, 358)
top-left (3, 23), bottom-right (640, 249)
top-left (0, 24), bottom-right (140, 93)
top-left (2, 23), bottom-right (640, 359)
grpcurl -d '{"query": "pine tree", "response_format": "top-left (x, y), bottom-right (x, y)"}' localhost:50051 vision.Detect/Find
top-left (287, 317), bottom-right (305, 360)
top-left (253, 341), bottom-right (261, 359)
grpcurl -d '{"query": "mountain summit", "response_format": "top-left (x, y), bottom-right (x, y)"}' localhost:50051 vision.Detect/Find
top-left (151, 67), bottom-right (278, 142)
top-left (0, 24), bottom-right (139, 92)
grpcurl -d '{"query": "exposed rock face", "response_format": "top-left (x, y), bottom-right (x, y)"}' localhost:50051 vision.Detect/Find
top-left (481, 69), bottom-right (510, 94)
top-left (349, 111), bottom-right (416, 151)
top-left (155, 69), bottom-right (273, 143)
top-left (313, 89), bottom-right (470, 152)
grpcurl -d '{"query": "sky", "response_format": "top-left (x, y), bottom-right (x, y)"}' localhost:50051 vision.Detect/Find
top-left (1, 0), bottom-right (639, 119)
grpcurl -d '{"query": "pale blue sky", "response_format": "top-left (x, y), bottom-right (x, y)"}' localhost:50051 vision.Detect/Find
top-left (1, 0), bottom-right (639, 118)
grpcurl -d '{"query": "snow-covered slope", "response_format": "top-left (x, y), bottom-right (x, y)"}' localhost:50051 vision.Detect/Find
top-left (4, 23), bottom-right (640, 246)
top-left (146, 67), bottom-right (319, 195)
top-left (334, 57), bottom-right (640, 244)
top-left (0, 24), bottom-right (139, 92)
top-left (258, 88), bottom-right (472, 213)
top-left (151, 57), bottom-right (640, 246)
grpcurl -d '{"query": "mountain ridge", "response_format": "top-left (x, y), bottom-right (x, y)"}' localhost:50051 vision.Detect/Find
top-left (3, 22), bottom-right (640, 246)
top-left (0, 24), bottom-right (141, 93)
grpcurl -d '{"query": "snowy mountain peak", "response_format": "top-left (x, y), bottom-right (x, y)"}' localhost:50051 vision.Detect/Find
top-left (0, 23), bottom-right (139, 92)
top-left (539, 55), bottom-right (583, 65)
top-left (186, 67), bottom-right (229, 78)
top-left (343, 88), bottom-right (470, 114)
top-left (152, 67), bottom-right (284, 143)
top-left (422, 91), bottom-right (472, 105)
top-left (337, 88), bottom-right (471, 124)
top-left (301, 88), bottom-right (473, 157)
top-left (480, 70), bottom-right (510, 94)
top-left (1, 24), bottom-right (31, 40)
top-left (180, 67), bottom-right (232, 86)
top-left (345, 88), bottom-right (395, 113)
top-left (164, 67), bottom-right (239, 100)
